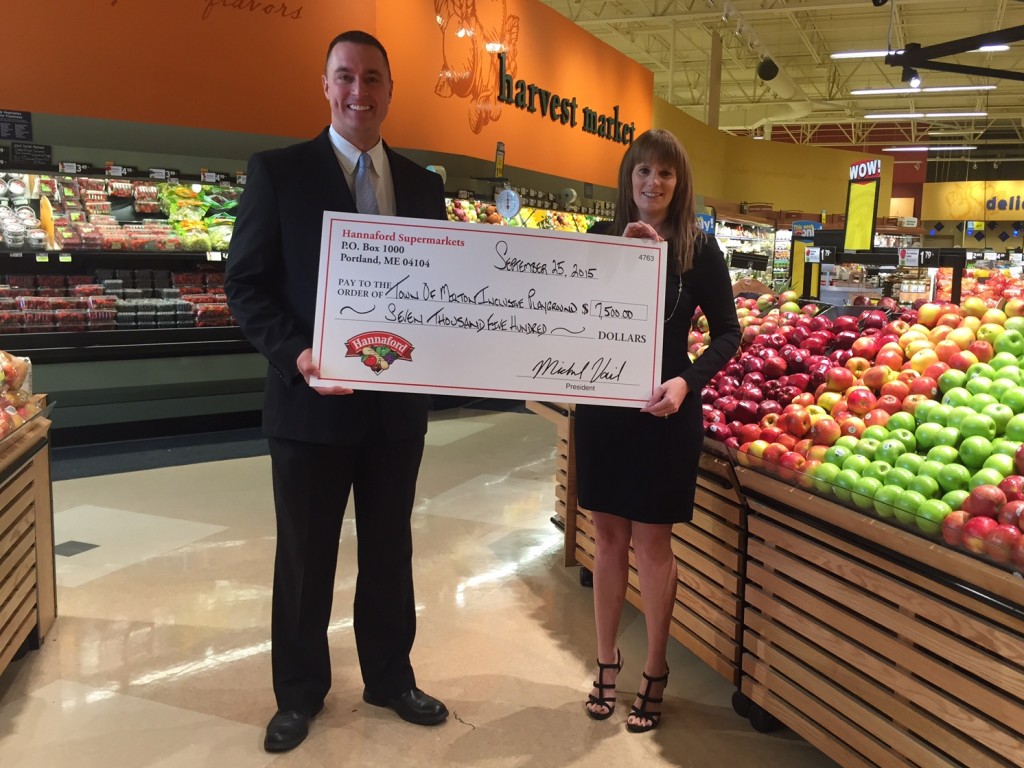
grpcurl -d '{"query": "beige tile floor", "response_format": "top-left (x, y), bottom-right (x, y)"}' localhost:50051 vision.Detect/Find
top-left (0, 409), bottom-right (837, 767)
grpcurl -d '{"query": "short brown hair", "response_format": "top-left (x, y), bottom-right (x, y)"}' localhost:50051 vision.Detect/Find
top-left (611, 129), bottom-right (700, 273)
top-left (325, 31), bottom-right (391, 76)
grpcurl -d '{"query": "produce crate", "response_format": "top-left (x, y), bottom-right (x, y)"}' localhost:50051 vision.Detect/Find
top-left (573, 437), bottom-right (748, 683)
top-left (732, 465), bottom-right (1024, 768)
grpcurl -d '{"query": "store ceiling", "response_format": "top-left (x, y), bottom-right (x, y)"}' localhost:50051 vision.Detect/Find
top-left (539, 0), bottom-right (1024, 159)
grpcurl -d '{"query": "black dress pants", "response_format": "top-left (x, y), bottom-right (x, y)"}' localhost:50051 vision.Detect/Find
top-left (267, 433), bottom-right (425, 713)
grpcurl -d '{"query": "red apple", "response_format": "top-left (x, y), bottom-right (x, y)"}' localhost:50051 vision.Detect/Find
top-left (838, 416), bottom-right (866, 438)
top-left (777, 451), bottom-right (807, 482)
top-left (876, 395), bottom-right (903, 415)
top-left (942, 510), bottom-right (971, 547)
top-left (860, 309), bottom-right (888, 330)
top-left (968, 340), bottom-right (995, 364)
top-left (999, 476), bottom-right (1024, 504)
top-left (780, 408), bottom-right (812, 438)
top-left (846, 388), bottom-right (877, 416)
top-left (963, 516), bottom-right (999, 554)
top-left (863, 408), bottom-right (891, 428)
top-left (901, 394), bottom-right (930, 414)
top-left (997, 498), bottom-right (1024, 527)
top-left (984, 524), bottom-right (1021, 564)
top-left (948, 350), bottom-right (980, 373)
top-left (965, 484), bottom-right (1007, 519)
top-left (809, 418), bottom-right (841, 446)
top-left (791, 392), bottom-right (815, 407)
top-left (908, 376), bottom-right (939, 399)
top-left (825, 366), bottom-right (855, 393)
top-left (922, 361), bottom-right (951, 381)
top-left (737, 423), bottom-right (761, 445)
top-left (880, 379), bottom-right (910, 401)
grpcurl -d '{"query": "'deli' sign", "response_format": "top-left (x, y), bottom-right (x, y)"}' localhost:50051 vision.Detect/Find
top-left (844, 159), bottom-right (882, 252)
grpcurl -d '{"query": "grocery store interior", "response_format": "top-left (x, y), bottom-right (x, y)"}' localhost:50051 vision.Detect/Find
top-left (2, 1), bottom-right (1023, 767)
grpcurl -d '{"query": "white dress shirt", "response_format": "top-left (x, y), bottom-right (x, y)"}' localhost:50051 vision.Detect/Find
top-left (328, 125), bottom-right (396, 216)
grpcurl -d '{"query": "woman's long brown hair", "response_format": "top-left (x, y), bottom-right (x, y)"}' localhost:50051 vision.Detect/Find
top-left (610, 129), bottom-right (700, 274)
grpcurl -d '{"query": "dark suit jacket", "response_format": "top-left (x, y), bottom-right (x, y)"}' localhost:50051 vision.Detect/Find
top-left (225, 128), bottom-right (447, 445)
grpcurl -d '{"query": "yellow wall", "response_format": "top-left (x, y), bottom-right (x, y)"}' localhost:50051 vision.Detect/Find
top-left (653, 98), bottom-right (892, 215)
top-left (923, 181), bottom-right (1024, 221)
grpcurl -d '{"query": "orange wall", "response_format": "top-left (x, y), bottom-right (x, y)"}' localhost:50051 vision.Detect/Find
top-left (4, 1), bottom-right (650, 187)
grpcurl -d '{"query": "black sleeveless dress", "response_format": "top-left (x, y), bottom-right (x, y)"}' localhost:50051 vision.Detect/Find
top-left (574, 225), bottom-right (740, 524)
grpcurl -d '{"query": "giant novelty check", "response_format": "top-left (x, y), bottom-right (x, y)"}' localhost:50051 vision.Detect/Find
top-left (310, 212), bottom-right (668, 407)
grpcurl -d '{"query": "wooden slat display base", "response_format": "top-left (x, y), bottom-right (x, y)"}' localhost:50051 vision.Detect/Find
top-left (525, 401), bottom-right (577, 566)
top-left (0, 415), bottom-right (56, 679)
top-left (734, 465), bottom-right (1024, 768)
top-left (573, 442), bottom-right (747, 684)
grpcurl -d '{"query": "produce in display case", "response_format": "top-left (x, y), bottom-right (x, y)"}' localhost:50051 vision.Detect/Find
top-left (697, 294), bottom-right (1024, 574)
top-left (716, 218), bottom-right (775, 285)
top-left (0, 348), bottom-right (43, 442)
top-left (445, 197), bottom-right (606, 231)
top-left (935, 265), bottom-right (1024, 305)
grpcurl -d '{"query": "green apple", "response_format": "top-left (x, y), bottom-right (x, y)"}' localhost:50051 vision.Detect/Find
top-left (885, 411), bottom-right (916, 433)
top-left (812, 462), bottom-right (842, 494)
top-left (937, 462), bottom-right (971, 493)
top-left (864, 460), bottom-right (893, 483)
top-left (874, 439), bottom-right (906, 465)
top-left (852, 438), bottom-right (880, 460)
top-left (958, 435), bottom-right (994, 470)
top-left (1004, 315), bottom-right (1024, 334)
top-left (835, 435), bottom-right (860, 451)
top-left (916, 498), bottom-right (952, 536)
top-left (894, 453), bottom-right (925, 475)
top-left (941, 387), bottom-right (972, 408)
top-left (908, 474), bottom-right (941, 499)
top-left (913, 399), bottom-right (941, 424)
top-left (1002, 389), bottom-right (1024, 416)
top-left (1004, 412), bottom-right (1024, 440)
top-left (842, 454), bottom-right (871, 475)
top-left (927, 445), bottom-right (960, 465)
top-left (981, 403), bottom-right (1014, 435)
top-left (824, 445), bottom-right (853, 467)
top-left (873, 484), bottom-right (904, 518)
top-left (942, 489), bottom-right (970, 511)
top-left (983, 452), bottom-right (1016, 478)
top-left (976, 324), bottom-right (1005, 346)
top-left (883, 466), bottom-right (915, 490)
top-left (887, 428), bottom-right (917, 452)
top-left (970, 467), bottom-right (1005, 490)
top-left (966, 362), bottom-right (997, 381)
top-left (994, 328), bottom-right (1024, 357)
top-left (893, 489), bottom-right (927, 526)
top-left (935, 426), bottom-right (962, 448)
top-left (916, 460), bottom-right (944, 483)
top-left (832, 469), bottom-right (861, 502)
top-left (968, 393), bottom-right (999, 412)
top-left (851, 476), bottom-right (883, 510)
top-left (959, 413), bottom-right (997, 440)
top-left (914, 422), bottom-right (944, 451)
top-left (938, 369), bottom-right (967, 393)
top-left (946, 406), bottom-right (980, 431)
top-left (986, 379), bottom-right (1018, 402)
top-left (861, 425), bottom-right (890, 443)
top-left (924, 404), bottom-right (952, 427)
top-left (992, 438), bottom-right (1023, 458)
top-left (996, 366), bottom-right (1024, 386)
top-left (989, 351), bottom-right (1019, 369)
top-left (965, 376), bottom-right (993, 396)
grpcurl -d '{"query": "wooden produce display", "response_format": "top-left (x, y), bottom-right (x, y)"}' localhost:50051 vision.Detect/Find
top-left (0, 414), bottom-right (56, 678)
top-left (733, 465), bottom-right (1024, 768)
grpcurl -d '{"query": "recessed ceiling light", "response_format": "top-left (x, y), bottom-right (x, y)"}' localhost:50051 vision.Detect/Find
top-left (882, 146), bottom-right (978, 152)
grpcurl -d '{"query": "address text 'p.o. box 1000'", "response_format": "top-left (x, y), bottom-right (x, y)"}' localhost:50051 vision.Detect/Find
top-left (310, 212), bottom-right (668, 408)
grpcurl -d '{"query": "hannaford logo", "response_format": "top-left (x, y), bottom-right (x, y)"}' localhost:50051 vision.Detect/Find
top-left (345, 332), bottom-right (415, 375)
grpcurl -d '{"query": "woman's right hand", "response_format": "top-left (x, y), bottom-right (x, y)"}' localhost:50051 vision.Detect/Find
top-left (297, 348), bottom-right (354, 395)
top-left (623, 221), bottom-right (662, 241)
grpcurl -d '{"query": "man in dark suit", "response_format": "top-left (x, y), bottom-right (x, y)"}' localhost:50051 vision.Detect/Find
top-left (225, 30), bottom-right (449, 753)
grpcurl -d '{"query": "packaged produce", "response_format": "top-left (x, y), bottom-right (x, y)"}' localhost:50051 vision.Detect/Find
top-left (36, 275), bottom-right (66, 289)
top-left (78, 178), bottom-right (107, 192)
top-left (133, 183), bottom-right (158, 201)
top-left (108, 180), bottom-right (133, 198)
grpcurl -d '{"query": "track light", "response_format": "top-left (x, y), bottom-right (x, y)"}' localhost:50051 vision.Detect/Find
top-left (871, 0), bottom-right (889, 5)
top-left (902, 66), bottom-right (921, 88)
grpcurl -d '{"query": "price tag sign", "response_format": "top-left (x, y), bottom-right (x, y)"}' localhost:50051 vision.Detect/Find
top-left (235, 172), bottom-right (247, 186)
top-left (207, 251), bottom-right (223, 262)
top-left (898, 247), bottom-right (920, 267)
top-left (59, 161), bottom-right (91, 173)
top-left (1010, 254), bottom-right (1022, 263)
top-left (149, 168), bottom-right (168, 180)
top-left (105, 163), bottom-right (138, 177)
top-left (804, 247), bottom-right (821, 264)
top-left (200, 169), bottom-right (229, 183)
top-left (9, 252), bottom-right (22, 259)
top-left (59, 254), bottom-right (72, 263)
top-left (35, 254), bottom-right (48, 263)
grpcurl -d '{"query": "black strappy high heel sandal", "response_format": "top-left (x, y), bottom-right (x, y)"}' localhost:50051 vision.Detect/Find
top-left (585, 649), bottom-right (623, 721)
top-left (626, 667), bottom-right (669, 733)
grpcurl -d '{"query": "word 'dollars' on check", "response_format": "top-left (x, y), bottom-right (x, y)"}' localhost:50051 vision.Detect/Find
top-left (310, 212), bottom-right (667, 407)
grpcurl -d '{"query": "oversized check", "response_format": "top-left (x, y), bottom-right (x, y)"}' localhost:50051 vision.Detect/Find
top-left (310, 212), bottom-right (668, 407)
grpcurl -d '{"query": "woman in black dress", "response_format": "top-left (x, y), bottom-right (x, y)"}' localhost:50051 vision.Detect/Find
top-left (579, 129), bottom-right (740, 732)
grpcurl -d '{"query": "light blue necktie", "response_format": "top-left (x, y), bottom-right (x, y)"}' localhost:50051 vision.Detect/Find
top-left (354, 152), bottom-right (379, 215)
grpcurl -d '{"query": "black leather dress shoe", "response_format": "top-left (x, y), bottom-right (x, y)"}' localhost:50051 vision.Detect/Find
top-left (363, 687), bottom-right (449, 726)
top-left (263, 706), bottom-right (320, 752)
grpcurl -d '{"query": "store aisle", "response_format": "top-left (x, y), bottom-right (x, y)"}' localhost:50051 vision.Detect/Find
top-left (0, 409), bottom-right (836, 767)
